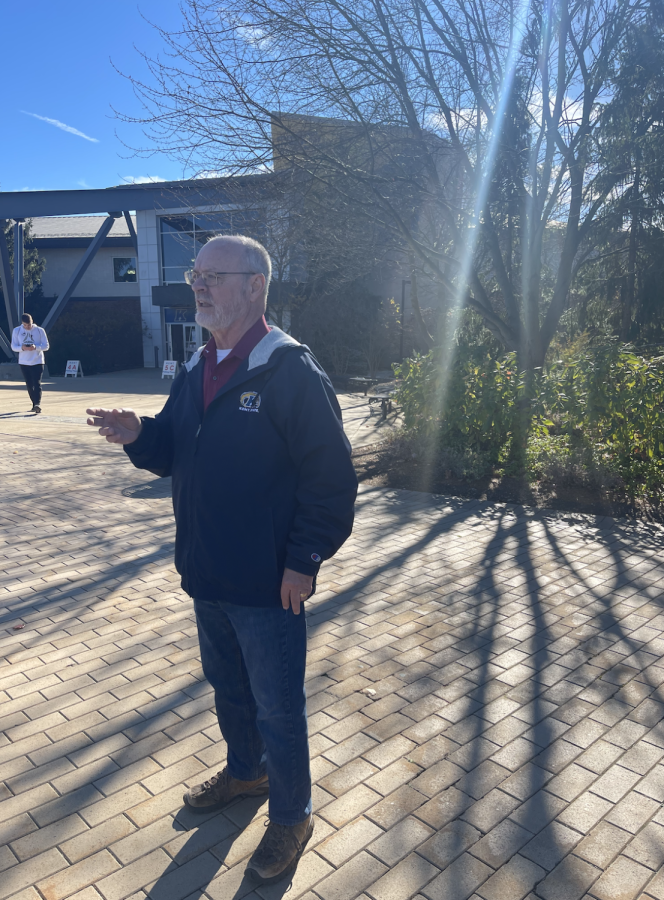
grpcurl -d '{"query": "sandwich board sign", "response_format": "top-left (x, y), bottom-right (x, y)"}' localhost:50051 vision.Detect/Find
top-left (65, 360), bottom-right (84, 378)
top-left (162, 360), bottom-right (178, 379)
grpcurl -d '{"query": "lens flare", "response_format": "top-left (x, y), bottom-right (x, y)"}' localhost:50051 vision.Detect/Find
top-left (420, 0), bottom-right (533, 487)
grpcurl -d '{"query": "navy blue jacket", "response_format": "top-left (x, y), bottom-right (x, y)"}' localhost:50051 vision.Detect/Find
top-left (124, 327), bottom-right (358, 607)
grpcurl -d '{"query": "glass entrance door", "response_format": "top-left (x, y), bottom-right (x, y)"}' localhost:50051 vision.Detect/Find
top-left (166, 323), bottom-right (200, 363)
top-left (163, 308), bottom-right (208, 363)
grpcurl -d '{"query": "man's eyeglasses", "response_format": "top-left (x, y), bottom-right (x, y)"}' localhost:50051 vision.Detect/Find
top-left (184, 270), bottom-right (258, 286)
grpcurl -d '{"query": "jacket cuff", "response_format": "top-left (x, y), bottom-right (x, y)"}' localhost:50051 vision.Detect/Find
top-left (123, 417), bottom-right (155, 458)
top-left (285, 554), bottom-right (320, 577)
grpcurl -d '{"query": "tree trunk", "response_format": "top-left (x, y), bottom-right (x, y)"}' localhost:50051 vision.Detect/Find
top-left (408, 258), bottom-right (433, 354)
top-left (622, 162), bottom-right (641, 341)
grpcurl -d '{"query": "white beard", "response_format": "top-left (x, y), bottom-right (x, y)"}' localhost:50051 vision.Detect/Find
top-left (195, 294), bottom-right (246, 331)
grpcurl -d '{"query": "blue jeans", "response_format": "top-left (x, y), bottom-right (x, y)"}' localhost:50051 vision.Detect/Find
top-left (194, 598), bottom-right (312, 826)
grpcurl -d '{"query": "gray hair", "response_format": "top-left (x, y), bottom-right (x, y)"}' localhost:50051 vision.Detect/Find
top-left (206, 234), bottom-right (272, 308)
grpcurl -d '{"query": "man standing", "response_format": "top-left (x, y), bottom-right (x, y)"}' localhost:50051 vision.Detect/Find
top-left (87, 235), bottom-right (357, 885)
top-left (11, 313), bottom-right (49, 413)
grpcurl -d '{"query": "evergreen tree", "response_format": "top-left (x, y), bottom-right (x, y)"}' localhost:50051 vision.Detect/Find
top-left (0, 220), bottom-right (46, 345)
top-left (573, 13), bottom-right (664, 343)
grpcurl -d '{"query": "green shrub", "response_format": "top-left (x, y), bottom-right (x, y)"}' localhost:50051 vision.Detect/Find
top-left (385, 433), bottom-right (496, 480)
top-left (394, 343), bottom-right (521, 465)
top-left (396, 341), bottom-right (664, 499)
top-left (538, 344), bottom-right (664, 496)
top-left (526, 433), bottom-right (623, 491)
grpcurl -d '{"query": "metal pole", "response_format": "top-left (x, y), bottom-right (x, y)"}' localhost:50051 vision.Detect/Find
top-left (123, 211), bottom-right (138, 254)
top-left (13, 220), bottom-right (24, 320)
top-left (0, 327), bottom-right (13, 359)
top-left (0, 220), bottom-right (17, 331)
top-left (42, 214), bottom-right (120, 331)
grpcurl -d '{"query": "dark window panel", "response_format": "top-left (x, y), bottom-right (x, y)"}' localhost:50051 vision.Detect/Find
top-left (160, 216), bottom-right (195, 234)
top-left (194, 213), bottom-right (234, 232)
top-left (161, 232), bottom-right (197, 269)
top-left (113, 257), bottom-right (137, 283)
top-left (162, 266), bottom-right (189, 284)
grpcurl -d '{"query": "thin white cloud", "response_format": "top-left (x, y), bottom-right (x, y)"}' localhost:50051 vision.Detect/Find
top-left (237, 24), bottom-right (270, 48)
top-left (121, 175), bottom-right (167, 184)
top-left (194, 165), bottom-right (270, 178)
top-left (21, 111), bottom-right (99, 143)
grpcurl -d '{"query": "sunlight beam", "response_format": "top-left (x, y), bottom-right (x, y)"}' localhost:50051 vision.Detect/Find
top-left (420, 0), bottom-right (533, 488)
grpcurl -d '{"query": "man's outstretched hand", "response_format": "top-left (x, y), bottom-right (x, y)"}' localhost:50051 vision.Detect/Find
top-left (86, 408), bottom-right (143, 444)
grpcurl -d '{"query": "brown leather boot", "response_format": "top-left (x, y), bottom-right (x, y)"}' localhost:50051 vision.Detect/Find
top-left (183, 766), bottom-right (269, 813)
top-left (246, 814), bottom-right (314, 884)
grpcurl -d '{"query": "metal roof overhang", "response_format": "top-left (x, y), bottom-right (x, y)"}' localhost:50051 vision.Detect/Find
top-left (152, 284), bottom-right (195, 308)
top-left (0, 175), bottom-right (275, 358)
top-left (33, 237), bottom-right (136, 249)
top-left (0, 175), bottom-right (270, 219)
top-left (151, 281), bottom-right (301, 310)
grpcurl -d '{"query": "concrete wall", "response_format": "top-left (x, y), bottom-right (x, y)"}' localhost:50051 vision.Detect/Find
top-left (39, 247), bottom-right (140, 300)
top-left (136, 208), bottom-right (162, 367)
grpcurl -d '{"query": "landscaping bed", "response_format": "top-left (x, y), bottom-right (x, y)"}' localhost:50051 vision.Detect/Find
top-left (353, 435), bottom-right (664, 522)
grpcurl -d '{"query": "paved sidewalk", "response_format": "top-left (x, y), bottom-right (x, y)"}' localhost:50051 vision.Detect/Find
top-left (0, 370), bottom-right (397, 450)
top-left (1, 407), bottom-right (664, 900)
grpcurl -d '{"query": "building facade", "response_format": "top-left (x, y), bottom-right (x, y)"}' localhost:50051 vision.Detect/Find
top-left (136, 203), bottom-right (266, 368)
top-left (32, 216), bottom-right (139, 302)
top-left (1, 168), bottom-right (425, 373)
top-left (0, 178), bottom-right (271, 370)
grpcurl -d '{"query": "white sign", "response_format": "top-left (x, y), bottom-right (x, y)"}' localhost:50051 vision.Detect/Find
top-left (64, 360), bottom-right (84, 378)
top-left (162, 360), bottom-right (178, 379)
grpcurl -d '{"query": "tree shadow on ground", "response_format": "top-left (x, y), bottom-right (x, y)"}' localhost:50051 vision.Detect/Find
top-left (300, 487), bottom-right (664, 898)
top-left (144, 793), bottom-right (302, 900)
top-left (4, 440), bottom-right (664, 900)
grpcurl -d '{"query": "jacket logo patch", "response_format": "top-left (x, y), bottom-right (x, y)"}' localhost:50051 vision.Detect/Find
top-left (311, 553), bottom-right (322, 563)
top-left (239, 391), bottom-right (261, 412)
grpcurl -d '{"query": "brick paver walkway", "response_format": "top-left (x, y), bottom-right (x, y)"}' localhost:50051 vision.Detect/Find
top-left (0, 369), bottom-right (397, 450)
top-left (2, 401), bottom-right (664, 900)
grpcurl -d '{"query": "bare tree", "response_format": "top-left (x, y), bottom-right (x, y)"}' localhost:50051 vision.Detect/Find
top-left (120, 0), bottom-right (650, 369)
top-left (254, 171), bottom-right (394, 337)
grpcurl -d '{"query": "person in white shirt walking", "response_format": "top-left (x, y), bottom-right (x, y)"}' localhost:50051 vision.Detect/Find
top-left (11, 314), bottom-right (49, 414)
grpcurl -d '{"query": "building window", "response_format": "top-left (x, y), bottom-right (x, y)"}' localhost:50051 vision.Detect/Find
top-left (114, 258), bottom-right (137, 282)
top-left (159, 210), bottom-right (265, 284)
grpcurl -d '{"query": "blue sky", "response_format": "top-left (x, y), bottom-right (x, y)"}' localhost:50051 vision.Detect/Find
top-left (1, 2), bottom-right (191, 193)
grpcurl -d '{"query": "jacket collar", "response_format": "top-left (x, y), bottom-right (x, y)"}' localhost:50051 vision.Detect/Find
top-left (185, 326), bottom-right (300, 374)
top-left (183, 326), bottom-right (302, 417)
top-left (247, 327), bottom-right (300, 369)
